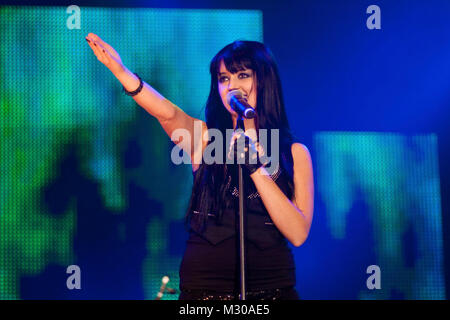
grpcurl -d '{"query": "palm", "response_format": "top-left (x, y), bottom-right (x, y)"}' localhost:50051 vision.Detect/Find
top-left (86, 33), bottom-right (124, 74)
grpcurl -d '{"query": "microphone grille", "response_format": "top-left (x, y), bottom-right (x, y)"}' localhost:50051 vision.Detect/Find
top-left (226, 90), bottom-right (244, 105)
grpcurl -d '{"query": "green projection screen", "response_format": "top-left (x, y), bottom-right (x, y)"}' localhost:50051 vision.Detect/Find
top-left (0, 6), bottom-right (263, 300)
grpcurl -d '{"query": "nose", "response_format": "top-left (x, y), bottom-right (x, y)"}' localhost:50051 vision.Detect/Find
top-left (227, 76), bottom-right (240, 92)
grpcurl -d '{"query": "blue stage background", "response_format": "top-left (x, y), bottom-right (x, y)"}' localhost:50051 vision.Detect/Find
top-left (0, 0), bottom-right (448, 299)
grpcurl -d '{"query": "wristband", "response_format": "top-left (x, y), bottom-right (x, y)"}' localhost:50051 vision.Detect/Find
top-left (123, 73), bottom-right (143, 96)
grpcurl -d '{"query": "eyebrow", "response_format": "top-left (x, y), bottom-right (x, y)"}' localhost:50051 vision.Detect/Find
top-left (218, 70), bottom-right (250, 76)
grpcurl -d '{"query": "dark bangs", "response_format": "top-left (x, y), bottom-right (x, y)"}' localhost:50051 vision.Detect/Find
top-left (210, 41), bottom-right (256, 77)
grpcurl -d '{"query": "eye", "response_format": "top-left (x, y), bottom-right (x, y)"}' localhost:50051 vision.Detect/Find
top-left (218, 76), bottom-right (229, 83)
top-left (238, 73), bottom-right (250, 79)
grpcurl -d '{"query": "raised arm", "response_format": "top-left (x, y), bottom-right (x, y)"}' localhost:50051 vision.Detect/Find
top-left (85, 33), bottom-right (207, 168)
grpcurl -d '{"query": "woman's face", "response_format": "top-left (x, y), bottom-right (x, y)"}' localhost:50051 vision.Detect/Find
top-left (217, 59), bottom-right (257, 116)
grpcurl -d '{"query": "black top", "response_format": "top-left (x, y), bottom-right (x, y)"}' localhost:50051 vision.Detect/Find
top-left (179, 162), bottom-right (296, 293)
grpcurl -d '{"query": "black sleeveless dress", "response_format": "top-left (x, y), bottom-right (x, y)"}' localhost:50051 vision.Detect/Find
top-left (179, 162), bottom-right (299, 300)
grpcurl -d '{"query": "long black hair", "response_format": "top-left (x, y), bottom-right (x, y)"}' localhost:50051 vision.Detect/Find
top-left (185, 40), bottom-right (298, 230)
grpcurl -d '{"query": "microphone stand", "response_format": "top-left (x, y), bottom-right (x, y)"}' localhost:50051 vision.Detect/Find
top-left (235, 115), bottom-right (247, 300)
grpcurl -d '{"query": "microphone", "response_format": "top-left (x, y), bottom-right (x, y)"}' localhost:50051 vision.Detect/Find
top-left (226, 90), bottom-right (256, 119)
top-left (155, 276), bottom-right (176, 300)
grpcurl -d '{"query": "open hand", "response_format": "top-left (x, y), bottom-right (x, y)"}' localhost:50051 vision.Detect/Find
top-left (85, 33), bottom-right (125, 75)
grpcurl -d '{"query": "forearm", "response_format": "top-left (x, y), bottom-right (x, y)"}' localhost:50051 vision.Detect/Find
top-left (113, 66), bottom-right (176, 121)
top-left (250, 167), bottom-right (310, 247)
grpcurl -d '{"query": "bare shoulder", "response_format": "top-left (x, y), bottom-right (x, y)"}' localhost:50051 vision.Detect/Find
top-left (290, 142), bottom-right (314, 206)
top-left (291, 142), bottom-right (312, 165)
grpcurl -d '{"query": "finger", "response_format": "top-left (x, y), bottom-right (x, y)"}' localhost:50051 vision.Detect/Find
top-left (86, 38), bottom-right (101, 58)
top-left (230, 137), bottom-right (236, 149)
top-left (232, 141), bottom-right (242, 161)
top-left (231, 132), bottom-right (245, 147)
top-left (94, 41), bottom-right (110, 61)
top-left (91, 35), bottom-right (107, 51)
top-left (85, 36), bottom-right (95, 49)
top-left (89, 39), bottom-right (109, 62)
top-left (227, 149), bottom-right (233, 160)
top-left (88, 33), bottom-right (114, 53)
top-left (234, 139), bottom-right (242, 156)
top-left (233, 134), bottom-right (248, 151)
top-left (229, 134), bottom-right (239, 148)
top-left (230, 137), bottom-right (243, 156)
top-left (86, 37), bottom-right (102, 55)
top-left (256, 143), bottom-right (265, 157)
top-left (229, 141), bottom-right (236, 158)
top-left (86, 36), bottom-right (109, 63)
top-left (87, 34), bottom-right (103, 49)
top-left (87, 33), bottom-right (102, 43)
top-left (228, 142), bottom-right (237, 160)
